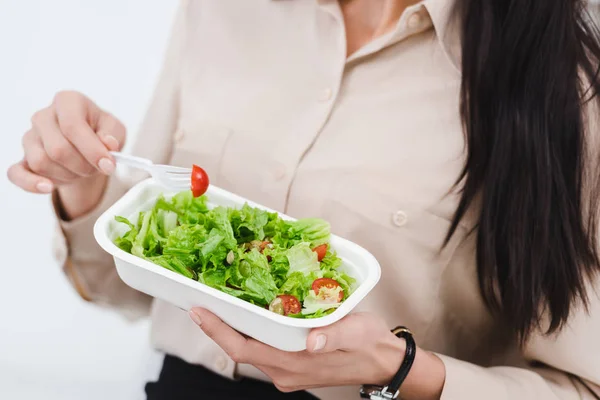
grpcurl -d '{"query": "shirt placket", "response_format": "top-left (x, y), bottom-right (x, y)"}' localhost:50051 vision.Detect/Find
top-left (267, 2), bottom-right (348, 213)
top-left (274, 2), bottom-right (434, 214)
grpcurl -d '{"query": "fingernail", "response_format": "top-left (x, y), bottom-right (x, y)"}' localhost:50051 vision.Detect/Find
top-left (313, 334), bottom-right (327, 352)
top-left (189, 310), bottom-right (202, 326)
top-left (36, 181), bottom-right (53, 193)
top-left (98, 157), bottom-right (115, 175)
top-left (102, 135), bottom-right (120, 151)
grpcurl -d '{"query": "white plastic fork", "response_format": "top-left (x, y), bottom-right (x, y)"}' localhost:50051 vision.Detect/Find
top-left (110, 151), bottom-right (191, 191)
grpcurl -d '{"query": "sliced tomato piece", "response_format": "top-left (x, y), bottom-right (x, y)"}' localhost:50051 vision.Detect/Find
top-left (312, 278), bottom-right (344, 302)
top-left (312, 244), bottom-right (327, 262)
top-left (191, 164), bottom-right (209, 197)
top-left (269, 295), bottom-right (301, 316)
top-left (279, 295), bottom-right (302, 315)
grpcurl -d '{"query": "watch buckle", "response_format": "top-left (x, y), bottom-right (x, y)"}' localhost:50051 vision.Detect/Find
top-left (360, 385), bottom-right (399, 400)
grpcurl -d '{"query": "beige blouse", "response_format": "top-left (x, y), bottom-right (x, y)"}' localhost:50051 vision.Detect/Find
top-left (52, 0), bottom-right (600, 399)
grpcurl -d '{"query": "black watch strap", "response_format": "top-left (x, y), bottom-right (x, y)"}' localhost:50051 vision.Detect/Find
top-left (359, 326), bottom-right (416, 399)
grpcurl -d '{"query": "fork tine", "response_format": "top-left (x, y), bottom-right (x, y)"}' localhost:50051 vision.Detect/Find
top-left (164, 172), bottom-right (192, 176)
top-left (160, 166), bottom-right (192, 173)
top-left (165, 169), bottom-right (192, 174)
top-left (166, 178), bottom-right (192, 183)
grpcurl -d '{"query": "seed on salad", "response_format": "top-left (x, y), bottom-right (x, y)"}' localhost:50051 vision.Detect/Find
top-left (268, 297), bottom-right (285, 315)
top-left (189, 269), bottom-right (198, 281)
top-left (226, 250), bottom-right (235, 265)
top-left (239, 260), bottom-right (251, 277)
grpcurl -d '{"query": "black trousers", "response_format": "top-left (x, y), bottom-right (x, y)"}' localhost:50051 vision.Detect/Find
top-left (145, 355), bottom-right (319, 400)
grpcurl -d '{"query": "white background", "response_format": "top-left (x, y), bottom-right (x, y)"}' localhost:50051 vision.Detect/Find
top-left (0, 1), bottom-right (178, 399)
top-left (2, 2), bottom-right (600, 400)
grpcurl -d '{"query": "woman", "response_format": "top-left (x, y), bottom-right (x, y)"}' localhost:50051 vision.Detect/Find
top-left (7, 0), bottom-right (600, 399)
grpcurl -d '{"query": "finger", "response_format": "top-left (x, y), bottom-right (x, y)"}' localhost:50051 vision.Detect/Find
top-left (189, 307), bottom-right (282, 366)
top-left (31, 108), bottom-right (95, 177)
top-left (307, 313), bottom-right (383, 353)
top-left (52, 91), bottom-right (115, 175)
top-left (23, 130), bottom-right (79, 183)
top-left (7, 161), bottom-right (54, 194)
top-left (96, 111), bottom-right (126, 151)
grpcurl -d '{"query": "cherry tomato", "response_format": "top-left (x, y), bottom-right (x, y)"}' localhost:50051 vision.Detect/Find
top-left (269, 295), bottom-right (301, 316)
top-left (312, 278), bottom-right (344, 302)
top-left (191, 164), bottom-right (209, 197)
top-left (312, 244), bottom-right (327, 262)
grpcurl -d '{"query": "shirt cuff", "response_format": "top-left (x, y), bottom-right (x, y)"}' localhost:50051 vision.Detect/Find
top-left (51, 176), bottom-right (131, 300)
top-left (52, 176), bottom-right (130, 238)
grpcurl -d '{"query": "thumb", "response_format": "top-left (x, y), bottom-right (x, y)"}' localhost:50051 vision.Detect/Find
top-left (306, 313), bottom-right (373, 353)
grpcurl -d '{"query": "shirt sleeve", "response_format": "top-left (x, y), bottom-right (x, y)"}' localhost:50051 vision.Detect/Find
top-left (438, 276), bottom-right (600, 400)
top-left (52, 0), bottom-right (190, 320)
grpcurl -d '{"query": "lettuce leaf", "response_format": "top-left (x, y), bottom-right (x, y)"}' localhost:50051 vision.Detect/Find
top-left (287, 218), bottom-right (331, 247)
top-left (114, 190), bottom-right (350, 317)
top-left (301, 289), bottom-right (343, 315)
top-left (132, 210), bottom-right (152, 257)
top-left (243, 248), bottom-right (270, 270)
top-left (205, 206), bottom-right (237, 249)
top-left (264, 246), bottom-right (290, 286)
top-left (148, 255), bottom-right (195, 279)
top-left (198, 267), bottom-right (227, 288)
top-left (279, 271), bottom-right (315, 301)
top-left (241, 265), bottom-right (278, 305)
top-left (114, 216), bottom-right (138, 253)
top-left (220, 286), bottom-right (271, 305)
top-left (229, 204), bottom-right (271, 243)
top-left (286, 243), bottom-right (320, 275)
top-left (171, 191), bottom-right (209, 224)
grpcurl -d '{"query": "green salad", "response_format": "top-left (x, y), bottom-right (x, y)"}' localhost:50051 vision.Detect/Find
top-left (113, 191), bottom-right (355, 318)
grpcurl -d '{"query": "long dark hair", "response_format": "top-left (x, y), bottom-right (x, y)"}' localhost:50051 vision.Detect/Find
top-left (449, 0), bottom-right (600, 341)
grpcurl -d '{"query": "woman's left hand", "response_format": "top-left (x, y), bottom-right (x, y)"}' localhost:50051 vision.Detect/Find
top-left (189, 308), bottom-right (444, 396)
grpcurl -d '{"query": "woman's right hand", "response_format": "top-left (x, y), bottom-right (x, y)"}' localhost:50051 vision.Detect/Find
top-left (7, 91), bottom-right (126, 219)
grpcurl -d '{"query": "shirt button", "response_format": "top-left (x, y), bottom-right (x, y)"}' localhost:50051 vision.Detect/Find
top-left (215, 355), bottom-right (228, 372)
top-left (407, 13), bottom-right (423, 29)
top-left (319, 87), bottom-right (333, 102)
top-left (391, 210), bottom-right (408, 227)
top-left (174, 128), bottom-right (185, 143)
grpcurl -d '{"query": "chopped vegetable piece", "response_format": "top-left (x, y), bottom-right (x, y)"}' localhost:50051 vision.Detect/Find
top-left (269, 296), bottom-right (285, 315)
top-left (301, 289), bottom-right (342, 315)
top-left (312, 278), bottom-right (344, 302)
top-left (226, 250), bottom-right (235, 265)
top-left (287, 243), bottom-right (321, 275)
top-left (270, 295), bottom-right (301, 316)
top-left (312, 244), bottom-right (327, 262)
top-left (191, 164), bottom-right (209, 197)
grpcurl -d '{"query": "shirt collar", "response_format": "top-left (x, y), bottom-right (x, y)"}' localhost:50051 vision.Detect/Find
top-left (271, 0), bottom-right (462, 72)
top-left (346, 2), bottom-right (431, 63)
top-left (423, 0), bottom-right (461, 72)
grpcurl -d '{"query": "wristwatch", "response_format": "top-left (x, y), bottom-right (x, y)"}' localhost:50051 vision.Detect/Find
top-left (359, 326), bottom-right (416, 400)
